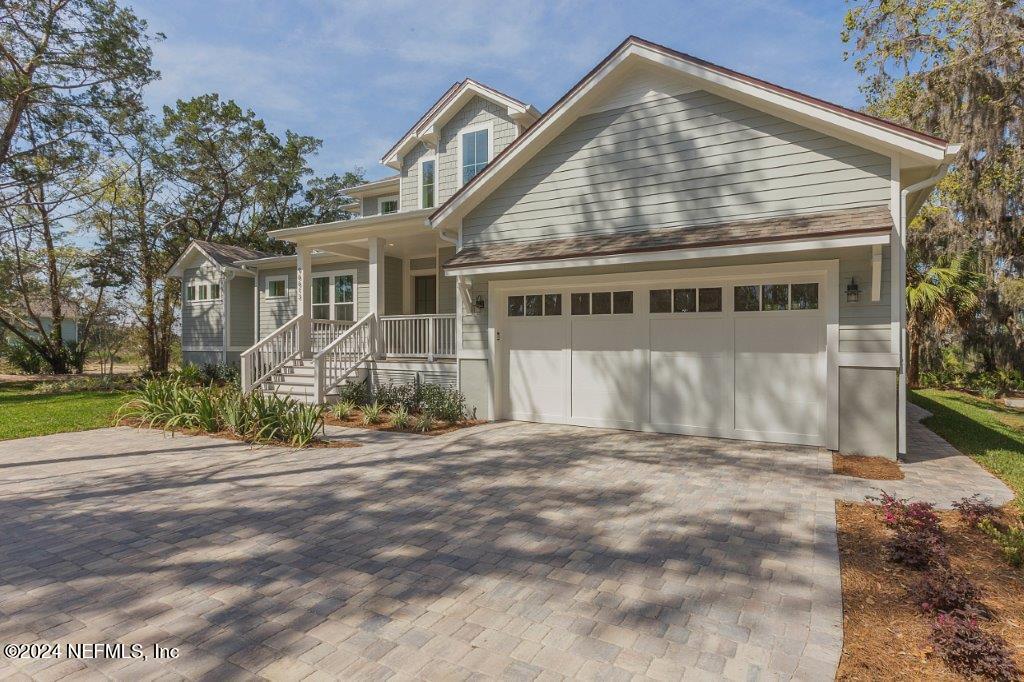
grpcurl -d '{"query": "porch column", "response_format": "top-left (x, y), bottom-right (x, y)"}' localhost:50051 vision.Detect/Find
top-left (368, 237), bottom-right (385, 357)
top-left (296, 243), bottom-right (312, 353)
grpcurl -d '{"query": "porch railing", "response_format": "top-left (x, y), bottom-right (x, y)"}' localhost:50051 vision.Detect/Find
top-left (240, 313), bottom-right (302, 394)
top-left (311, 319), bottom-right (353, 354)
top-left (379, 314), bottom-right (456, 360)
top-left (313, 312), bottom-right (375, 402)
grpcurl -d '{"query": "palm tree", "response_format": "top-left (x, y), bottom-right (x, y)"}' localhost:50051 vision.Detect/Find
top-left (906, 252), bottom-right (986, 386)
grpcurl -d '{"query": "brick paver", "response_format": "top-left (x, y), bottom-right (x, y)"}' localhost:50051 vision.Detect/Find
top-left (0, 417), bottom-right (1010, 680)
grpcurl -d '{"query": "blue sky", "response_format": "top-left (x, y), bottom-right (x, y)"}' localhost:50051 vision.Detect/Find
top-left (130, 0), bottom-right (865, 182)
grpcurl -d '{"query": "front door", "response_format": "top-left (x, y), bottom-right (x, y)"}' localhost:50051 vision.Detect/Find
top-left (311, 273), bottom-right (354, 320)
top-left (414, 275), bottom-right (437, 314)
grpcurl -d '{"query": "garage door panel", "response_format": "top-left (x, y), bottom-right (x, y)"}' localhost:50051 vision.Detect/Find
top-left (506, 320), bottom-right (566, 422)
top-left (735, 316), bottom-right (824, 442)
top-left (570, 318), bottom-right (641, 428)
top-left (650, 317), bottom-right (732, 432)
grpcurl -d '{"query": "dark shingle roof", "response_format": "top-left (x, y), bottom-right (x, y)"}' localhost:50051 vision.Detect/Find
top-left (444, 206), bottom-right (893, 270)
top-left (194, 240), bottom-right (271, 267)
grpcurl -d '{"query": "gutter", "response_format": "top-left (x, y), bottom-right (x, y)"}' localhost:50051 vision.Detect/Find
top-left (895, 142), bottom-right (960, 455)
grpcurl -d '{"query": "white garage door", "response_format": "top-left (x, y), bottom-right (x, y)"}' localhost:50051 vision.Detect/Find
top-left (500, 273), bottom-right (827, 446)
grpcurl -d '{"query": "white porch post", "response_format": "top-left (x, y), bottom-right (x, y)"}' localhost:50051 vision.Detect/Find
top-left (368, 237), bottom-right (385, 356)
top-left (296, 243), bottom-right (312, 354)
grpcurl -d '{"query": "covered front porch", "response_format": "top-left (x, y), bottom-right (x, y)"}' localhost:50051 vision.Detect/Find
top-left (240, 213), bottom-right (459, 401)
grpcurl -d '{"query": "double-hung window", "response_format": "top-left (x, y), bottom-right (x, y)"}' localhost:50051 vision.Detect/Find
top-left (420, 158), bottom-right (435, 208)
top-left (461, 126), bottom-right (490, 185)
top-left (379, 195), bottom-right (399, 215)
top-left (311, 273), bottom-right (355, 321)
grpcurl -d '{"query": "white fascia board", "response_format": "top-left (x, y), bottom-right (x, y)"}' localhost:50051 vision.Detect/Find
top-left (344, 177), bottom-right (401, 197)
top-left (269, 208), bottom-right (433, 240)
top-left (444, 232), bottom-right (891, 277)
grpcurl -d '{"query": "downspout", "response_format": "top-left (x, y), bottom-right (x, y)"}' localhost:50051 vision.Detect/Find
top-left (896, 145), bottom-right (959, 455)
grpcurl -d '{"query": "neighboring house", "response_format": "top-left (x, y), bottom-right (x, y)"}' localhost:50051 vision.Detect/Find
top-left (167, 240), bottom-right (271, 366)
top-left (170, 36), bottom-right (958, 460)
top-left (9, 301), bottom-right (79, 344)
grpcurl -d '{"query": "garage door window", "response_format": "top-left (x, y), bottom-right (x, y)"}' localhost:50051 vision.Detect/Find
top-left (572, 291), bottom-right (633, 315)
top-left (650, 287), bottom-right (722, 313)
top-left (735, 283), bottom-right (819, 312)
top-left (509, 293), bottom-right (563, 317)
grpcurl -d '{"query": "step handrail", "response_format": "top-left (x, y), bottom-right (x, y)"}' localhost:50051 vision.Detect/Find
top-left (241, 313), bottom-right (303, 394)
top-left (312, 312), bottom-right (375, 403)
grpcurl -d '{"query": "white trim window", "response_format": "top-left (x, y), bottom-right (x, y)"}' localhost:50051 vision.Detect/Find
top-left (379, 195), bottom-right (399, 215)
top-left (186, 282), bottom-right (220, 303)
top-left (266, 276), bottom-right (287, 299)
top-left (311, 270), bottom-right (356, 321)
top-left (459, 122), bottom-right (493, 186)
top-left (419, 157), bottom-right (436, 209)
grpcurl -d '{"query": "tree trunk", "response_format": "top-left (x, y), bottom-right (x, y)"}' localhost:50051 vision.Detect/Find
top-left (908, 327), bottom-right (921, 388)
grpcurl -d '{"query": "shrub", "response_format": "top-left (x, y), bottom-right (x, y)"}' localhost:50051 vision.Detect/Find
top-left (173, 363), bottom-right (203, 385)
top-left (930, 613), bottom-right (1019, 681)
top-left (373, 382), bottom-right (419, 411)
top-left (952, 495), bottom-right (998, 526)
top-left (419, 384), bottom-right (467, 423)
top-left (118, 378), bottom-right (324, 447)
top-left (414, 413), bottom-right (434, 433)
top-left (910, 567), bottom-right (984, 617)
top-left (875, 492), bottom-right (942, 537)
top-left (391, 405), bottom-right (411, 429)
top-left (332, 400), bottom-right (356, 420)
top-left (1, 341), bottom-right (46, 374)
top-left (887, 529), bottom-right (949, 569)
top-left (337, 380), bottom-right (368, 405)
top-left (979, 518), bottom-right (1024, 568)
top-left (199, 362), bottom-right (240, 386)
top-left (361, 401), bottom-right (384, 425)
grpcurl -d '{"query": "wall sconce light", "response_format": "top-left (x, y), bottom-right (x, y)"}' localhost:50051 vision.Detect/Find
top-left (846, 277), bottom-right (861, 303)
top-left (473, 295), bottom-right (486, 311)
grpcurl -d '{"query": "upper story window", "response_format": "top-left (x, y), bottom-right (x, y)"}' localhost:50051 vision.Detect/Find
top-left (186, 282), bottom-right (220, 303)
top-left (461, 125), bottom-right (491, 185)
top-left (420, 159), bottom-right (435, 209)
top-left (379, 195), bottom-right (399, 214)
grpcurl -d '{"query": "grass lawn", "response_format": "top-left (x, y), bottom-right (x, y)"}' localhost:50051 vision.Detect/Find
top-left (911, 388), bottom-right (1024, 508)
top-left (0, 382), bottom-right (128, 441)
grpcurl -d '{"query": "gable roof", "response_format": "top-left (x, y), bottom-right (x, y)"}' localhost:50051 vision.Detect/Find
top-left (445, 206), bottom-right (893, 272)
top-left (166, 240), bottom-right (271, 277)
top-left (430, 36), bottom-right (958, 229)
top-left (381, 79), bottom-right (539, 170)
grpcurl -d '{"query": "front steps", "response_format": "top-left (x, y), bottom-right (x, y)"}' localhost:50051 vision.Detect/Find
top-left (260, 355), bottom-right (365, 404)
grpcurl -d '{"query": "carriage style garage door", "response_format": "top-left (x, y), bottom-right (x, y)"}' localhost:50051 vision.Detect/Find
top-left (497, 265), bottom-right (831, 447)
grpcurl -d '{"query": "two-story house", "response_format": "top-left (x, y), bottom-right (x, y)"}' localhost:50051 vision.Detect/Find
top-left (168, 36), bottom-right (959, 460)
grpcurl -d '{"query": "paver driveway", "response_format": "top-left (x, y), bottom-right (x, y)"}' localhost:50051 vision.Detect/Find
top-left (0, 419), bottom-right (1008, 681)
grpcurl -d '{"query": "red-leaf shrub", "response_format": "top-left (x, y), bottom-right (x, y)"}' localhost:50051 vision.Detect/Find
top-left (886, 528), bottom-right (949, 569)
top-left (930, 613), bottom-right (1019, 681)
top-left (910, 567), bottom-right (985, 617)
top-left (952, 495), bottom-right (998, 527)
top-left (875, 491), bottom-right (942, 536)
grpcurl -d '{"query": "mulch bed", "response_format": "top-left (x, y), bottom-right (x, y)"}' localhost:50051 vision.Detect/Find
top-left (324, 412), bottom-right (485, 436)
top-left (836, 502), bottom-right (1024, 680)
top-left (833, 453), bottom-right (905, 480)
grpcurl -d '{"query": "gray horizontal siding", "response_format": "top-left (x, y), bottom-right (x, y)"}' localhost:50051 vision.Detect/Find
top-left (257, 261), bottom-right (370, 339)
top-left (436, 96), bottom-right (518, 205)
top-left (181, 265), bottom-right (224, 349)
top-left (182, 350), bottom-right (223, 367)
top-left (229, 276), bottom-right (255, 348)
top-left (362, 196), bottom-right (378, 217)
top-left (410, 256), bottom-right (436, 271)
top-left (400, 142), bottom-right (430, 209)
top-left (463, 90), bottom-right (890, 246)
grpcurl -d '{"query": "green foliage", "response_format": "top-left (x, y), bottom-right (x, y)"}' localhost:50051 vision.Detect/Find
top-left (336, 380), bottom-right (368, 406)
top-left (361, 401), bottom-right (384, 425)
top-left (372, 382), bottom-right (419, 411)
top-left (911, 390), bottom-right (1024, 511)
top-left (117, 378), bottom-right (324, 447)
top-left (418, 384), bottom-right (467, 423)
top-left (414, 413), bottom-right (434, 433)
top-left (331, 400), bottom-right (356, 420)
top-left (1, 341), bottom-right (46, 374)
top-left (391, 406), bottom-right (411, 429)
top-left (978, 518), bottom-right (1024, 568)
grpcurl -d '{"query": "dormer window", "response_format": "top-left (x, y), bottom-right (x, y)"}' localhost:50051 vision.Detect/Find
top-left (461, 123), bottom-right (492, 185)
top-left (420, 158), bottom-right (435, 209)
top-left (379, 195), bottom-right (399, 214)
